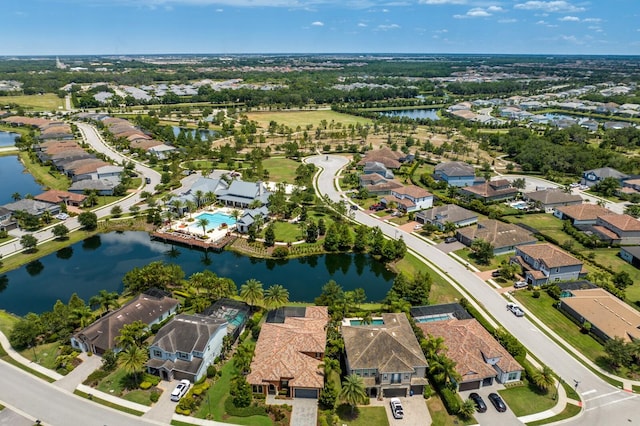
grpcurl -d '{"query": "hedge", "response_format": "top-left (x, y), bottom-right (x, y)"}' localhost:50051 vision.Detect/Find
top-left (440, 386), bottom-right (461, 414)
top-left (223, 398), bottom-right (268, 417)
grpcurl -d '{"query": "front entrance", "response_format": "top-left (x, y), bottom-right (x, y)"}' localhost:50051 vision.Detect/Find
top-left (268, 384), bottom-right (277, 395)
top-left (482, 377), bottom-right (494, 387)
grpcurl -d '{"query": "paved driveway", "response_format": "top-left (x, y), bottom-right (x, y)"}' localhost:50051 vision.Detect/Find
top-left (370, 396), bottom-right (431, 426)
top-left (459, 387), bottom-right (523, 426)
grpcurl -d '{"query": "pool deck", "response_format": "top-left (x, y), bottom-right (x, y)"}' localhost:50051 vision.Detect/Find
top-left (151, 230), bottom-right (236, 251)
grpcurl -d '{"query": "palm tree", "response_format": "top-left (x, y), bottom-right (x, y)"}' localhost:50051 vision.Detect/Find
top-left (40, 210), bottom-right (52, 225)
top-left (185, 200), bottom-right (197, 218)
top-left (231, 209), bottom-right (241, 222)
top-left (11, 192), bottom-right (21, 201)
top-left (164, 209), bottom-right (175, 229)
top-left (89, 289), bottom-right (119, 314)
top-left (119, 345), bottom-right (148, 386)
top-left (339, 374), bottom-right (368, 414)
top-left (264, 284), bottom-right (289, 310)
top-left (196, 217), bottom-right (210, 237)
top-left (532, 365), bottom-right (555, 392)
top-left (69, 306), bottom-right (93, 329)
top-left (172, 199), bottom-right (184, 218)
top-left (360, 311), bottom-right (373, 325)
top-left (194, 190), bottom-right (205, 208)
top-left (459, 399), bottom-right (477, 419)
top-left (205, 191), bottom-right (216, 208)
top-left (320, 357), bottom-right (341, 379)
top-left (429, 354), bottom-right (460, 386)
top-left (422, 335), bottom-right (447, 360)
top-left (240, 279), bottom-right (264, 309)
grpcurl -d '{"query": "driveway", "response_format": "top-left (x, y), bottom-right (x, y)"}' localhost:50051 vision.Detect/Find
top-left (434, 240), bottom-right (463, 253)
top-left (267, 395), bottom-right (318, 426)
top-left (459, 386), bottom-right (522, 425)
top-left (370, 396), bottom-right (431, 426)
top-left (142, 379), bottom-right (179, 424)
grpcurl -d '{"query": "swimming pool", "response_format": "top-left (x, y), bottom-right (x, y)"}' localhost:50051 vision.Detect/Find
top-left (510, 201), bottom-right (528, 210)
top-left (194, 212), bottom-right (237, 229)
top-left (349, 319), bottom-right (385, 326)
top-left (414, 314), bottom-right (453, 323)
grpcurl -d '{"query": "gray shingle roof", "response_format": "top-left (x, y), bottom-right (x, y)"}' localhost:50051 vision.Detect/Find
top-left (150, 314), bottom-right (227, 354)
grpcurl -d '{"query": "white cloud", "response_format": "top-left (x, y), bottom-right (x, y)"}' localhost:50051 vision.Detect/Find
top-left (419, 0), bottom-right (467, 4)
top-left (514, 1), bottom-right (585, 13)
top-left (583, 18), bottom-right (602, 23)
top-left (559, 16), bottom-right (579, 21)
top-left (498, 18), bottom-right (517, 23)
top-left (311, 21), bottom-right (324, 26)
top-left (357, 22), bottom-right (367, 27)
top-left (377, 23), bottom-right (400, 30)
top-left (382, 8), bottom-right (389, 12)
top-left (215, 8), bottom-right (223, 12)
top-left (487, 5), bottom-right (504, 12)
top-left (454, 7), bottom-right (496, 18)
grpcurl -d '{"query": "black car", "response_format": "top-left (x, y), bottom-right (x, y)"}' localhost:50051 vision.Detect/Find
top-left (488, 393), bottom-right (507, 412)
top-left (469, 392), bottom-right (487, 413)
top-left (491, 270), bottom-right (501, 277)
top-left (444, 237), bottom-right (457, 243)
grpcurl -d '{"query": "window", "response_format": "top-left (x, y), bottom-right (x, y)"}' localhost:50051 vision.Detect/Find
top-left (178, 351), bottom-right (189, 360)
top-left (507, 372), bottom-right (519, 381)
top-left (153, 349), bottom-right (162, 358)
top-left (252, 385), bottom-right (263, 393)
top-left (383, 374), bottom-right (388, 380)
top-left (404, 374), bottom-right (410, 380)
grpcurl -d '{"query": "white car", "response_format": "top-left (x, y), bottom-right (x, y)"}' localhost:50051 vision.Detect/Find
top-left (170, 379), bottom-right (191, 402)
top-left (55, 213), bottom-right (69, 220)
top-left (390, 397), bottom-right (404, 419)
top-left (514, 280), bottom-right (528, 289)
top-left (507, 303), bottom-right (525, 317)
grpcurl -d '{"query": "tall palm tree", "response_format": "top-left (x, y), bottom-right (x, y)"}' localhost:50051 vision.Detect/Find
top-left (205, 191), bottom-right (216, 208)
top-left (194, 190), bottom-right (205, 208)
top-left (339, 374), bottom-right (368, 414)
top-left (185, 200), bottom-right (197, 218)
top-left (422, 335), bottom-right (447, 360)
top-left (264, 284), bottom-right (289, 310)
top-left (532, 365), bottom-right (556, 391)
top-left (69, 306), bottom-right (93, 329)
top-left (231, 209), bottom-right (241, 222)
top-left (429, 354), bottom-right (460, 386)
top-left (89, 289), bottom-right (119, 314)
top-left (119, 345), bottom-right (148, 385)
top-left (196, 217), bottom-right (210, 236)
top-left (240, 279), bottom-right (264, 309)
top-left (40, 210), bottom-right (52, 225)
top-left (11, 192), bottom-right (21, 201)
top-left (172, 199), bottom-right (184, 218)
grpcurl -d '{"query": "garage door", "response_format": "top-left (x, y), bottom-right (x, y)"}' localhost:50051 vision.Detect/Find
top-left (294, 388), bottom-right (318, 399)
top-left (458, 381), bottom-right (481, 391)
top-left (383, 388), bottom-right (407, 398)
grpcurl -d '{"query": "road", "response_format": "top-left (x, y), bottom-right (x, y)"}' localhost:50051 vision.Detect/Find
top-left (0, 361), bottom-right (161, 426)
top-left (308, 155), bottom-right (640, 426)
top-left (0, 122), bottom-right (161, 260)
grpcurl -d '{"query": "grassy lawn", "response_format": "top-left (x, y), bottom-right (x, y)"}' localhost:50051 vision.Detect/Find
top-left (394, 252), bottom-right (464, 304)
top-left (246, 110), bottom-right (372, 129)
top-left (427, 395), bottom-right (475, 426)
top-left (499, 383), bottom-right (556, 416)
top-left (260, 221), bottom-right (304, 243)
top-left (95, 368), bottom-right (156, 406)
top-left (335, 405), bottom-right (389, 426)
top-left (454, 249), bottom-right (511, 272)
top-left (18, 151), bottom-right (70, 191)
top-left (513, 290), bottom-right (606, 362)
top-left (18, 341), bottom-right (60, 370)
top-left (262, 157), bottom-right (302, 183)
top-left (1, 94), bottom-right (65, 111)
top-left (526, 403), bottom-right (581, 426)
top-left (0, 311), bottom-right (19, 336)
top-left (0, 124), bottom-right (30, 136)
top-left (198, 358), bottom-right (272, 425)
top-left (75, 389), bottom-right (145, 416)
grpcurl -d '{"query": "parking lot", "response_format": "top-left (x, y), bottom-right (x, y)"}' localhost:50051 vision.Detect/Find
top-left (369, 396), bottom-right (431, 426)
top-left (459, 386), bottom-right (523, 425)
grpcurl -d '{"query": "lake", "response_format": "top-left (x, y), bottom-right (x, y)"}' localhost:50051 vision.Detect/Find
top-left (0, 231), bottom-right (396, 316)
top-left (380, 109), bottom-right (440, 120)
top-left (0, 131), bottom-right (19, 147)
top-left (0, 156), bottom-right (44, 205)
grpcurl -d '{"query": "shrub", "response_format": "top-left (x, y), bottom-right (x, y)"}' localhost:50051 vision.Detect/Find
top-left (272, 246), bottom-right (289, 258)
top-left (83, 369), bottom-right (109, 386)
top-left (207, 365), bottom-right (217, 378)
top-left (223, 398), bottom-right (268, 417)
top-left (423, 385), bottom-right (433, 399)
top-left (139, 381), bottom-right (152, 390)
top-left (150, 390), bottom-right (160, 403)
top-left (440, 387), bottom-right (461, 414)
top-left (532, 290), bottom-right (541, 298)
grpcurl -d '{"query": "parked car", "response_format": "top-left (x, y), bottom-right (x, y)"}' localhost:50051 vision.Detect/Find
top-left (55, 213), bottom-right (69, 220)
top-left (514, 280), bottom-right (528, 289)
top-left (389, 397), bottom-right (404, 419)
top-left (491, 270), bottom-right (501, 278)
top-left (488, 392), bottom-right (507, 412)
top-left (444, 237), bottom-right (457, 243)
top-left (469, 392), bottom-right (487, 413)
top-left (350, 204), bottom-right (359, 211)
top-left (145, 177), bottom-right (151, 184)
top-left (507, 303), bottom-right (525, 317)
top-left (170, 379), bottom-right (191, 402)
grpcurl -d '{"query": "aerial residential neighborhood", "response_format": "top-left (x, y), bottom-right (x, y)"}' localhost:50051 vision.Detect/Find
top-left (1, 2), bottom-right (640, 424)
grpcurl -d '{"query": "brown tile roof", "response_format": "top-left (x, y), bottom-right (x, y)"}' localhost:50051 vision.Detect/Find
top-left (393, 185), bottom-right (433, 199)
top-left (360, 173), bottom-right (386, 184)
top-left (366, 181), bottom-right (404, 193)
top-left (461, 182), bottom-right (518, 199)
top-left (556, 204), bottom-right (611, 221)
top-left (34, 190), bottom-right (86, 204)
top-left (517, 243), bottom-right (582, 268)
top-left (562, 288), bottom-right (640, 342)
top-left (457, 219), bottom-right (536, 250)
top-left (38, 141), bottom-right (82, 154)
top-left (342, 313), bottom-right (427, 374)
top-left (592, 225), bottom-right (620, 240)
top-left (358, 148), bottom-right (403, 169)
top-left (130, 139), bottom-right (163, 150)
top-left (418, 319), bottom-right (522, 383)
top-left (246, 307), bottom-right (328, 390)
top-left (598, 214), bottom-right (640, 232)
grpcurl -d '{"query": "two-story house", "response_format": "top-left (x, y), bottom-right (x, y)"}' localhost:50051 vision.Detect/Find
top-left (593, 214), bottom-right (640, 245)
top-left (581, 167), bottom-right (629, 188)
top-left (460, 179), bottom-right (519, 203)
top-left (342, 313), bottom-right (428, 398)
top-left (511, 243), bottom-right (586, 286)
top-left (433, 161), bottom-right (476, 187)
top-left (415, 204), bottom-right (478, 230)
top-left (146, 314), bottom-right (228, 382)
top-left (381, 185), bottom-right (433, 213)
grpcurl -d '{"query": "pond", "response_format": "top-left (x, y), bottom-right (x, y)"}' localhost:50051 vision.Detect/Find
top-left (0, 131), bottom-right (20, 147)
top-left (380, 109), bottom-right (440, 120)
top-left (0, 155), bottom-right (44, 205)
top-left (0, 231), bottom-right (396, 316)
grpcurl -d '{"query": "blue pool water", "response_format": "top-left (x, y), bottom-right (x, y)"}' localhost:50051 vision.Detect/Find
top-left (415, 314), bottom-right (453, 323)
top-left (195, 212), bottom-right (236, 228)
top-left (349, 319), bottom-right (385, 326)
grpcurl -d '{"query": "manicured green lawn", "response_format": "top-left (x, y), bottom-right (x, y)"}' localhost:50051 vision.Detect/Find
top-left (526, 403), bottom-right (581, 426)
top-left (394, 252), bottom-right (464, 304)
top-left (499, 383), bottom-right (556, 416)
top-left (335, 405), bottom-right (389, 426)
top-left (1, 94), bottom-right (65, 111)
top-left (513, 291), bottom-right (606, 362)
top-left (246, 110), bottom-right (371, 130)
top-left (19, 341), bottom-right (60, 370)
top-left (95, 368), bottom-right (156, 406)
top-left (427, 396), bottom-right (475, 426)
top-left (454, 249), bottom-right (511, 272)
top-left (262, 157), bottom-right (302, 183)
top-left (18, 151), bottom-right (71, 191)
top-left (260, 221), bottom-right (304, 243)
top-left (0, 311), bottom-right (19, 336)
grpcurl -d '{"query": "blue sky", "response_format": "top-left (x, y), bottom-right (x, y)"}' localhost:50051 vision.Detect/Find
top-left (3, 0), bottom-right (640, 55)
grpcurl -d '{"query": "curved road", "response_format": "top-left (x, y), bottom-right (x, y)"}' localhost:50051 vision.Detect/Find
top-left (308, 155), bottom-right (639, 426)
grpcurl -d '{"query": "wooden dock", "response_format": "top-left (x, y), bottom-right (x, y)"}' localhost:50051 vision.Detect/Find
top-left (151, 231), bottom-right (236, 252)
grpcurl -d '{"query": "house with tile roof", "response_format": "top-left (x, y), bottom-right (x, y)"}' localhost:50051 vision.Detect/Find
top-left (342, 313), bottom-right (428, 398)
top-left (417, 318), bottom-right (523, 391)
top-left (433, 161), bottom-right (476, 187)
top-left (593, 214), bottom-right (640, 245)
top-left (457, 220), bottom-right (537, 255)
top-left (554, 203), bottom-right (612, 226)
top-left (559, 288), bottom-right (640, 343)
top-left (460, 179), bottom-right (519, 203)
top-left (523, 189), bottom-right (582, 213)
top-left (363, 161), bottom-right (394, 179)
top-left (2, 199), bottom-right (60, 218)
top-left (146, 314), bottom-right (228, 382)
top-left (246, 306), bottom-right (328, 399)
top-left (358, 147), bottom-right (403, 170)
top-left (34, 190), bottom-right (87, 207)
top-left (581, 167), bottom-right (629, 188)
top-left (511, 243), bottom-right (586, 286)
top-left (0, 206), bottom-right (17, 232)
top-left (415, 204), bottom-right (478, 230)
top-left (70, 290), bottom-right (179, 355)
top-left (381, 185), bottom-right (433, 213)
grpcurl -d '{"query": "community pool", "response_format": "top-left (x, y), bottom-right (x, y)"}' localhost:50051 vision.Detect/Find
top-left (194, 211), bottom-right (236, 229)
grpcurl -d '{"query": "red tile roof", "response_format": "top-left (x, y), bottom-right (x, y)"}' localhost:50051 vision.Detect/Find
top-left (517, 243), bottom-right (582, 268)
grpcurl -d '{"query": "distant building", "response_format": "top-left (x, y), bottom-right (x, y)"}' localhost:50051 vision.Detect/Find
top-left (457, 220), bottom-right (537, 255)
top-left (415, 204), bottom-right (478, 230)
top-left (581, 167), bottom-right (629, 188)
top-left (433, 161), bottom-right (476, 187)
top-left (460, 179), bottom-right (518, 203)
top-left (523, 189), bottom-right (582, 213)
